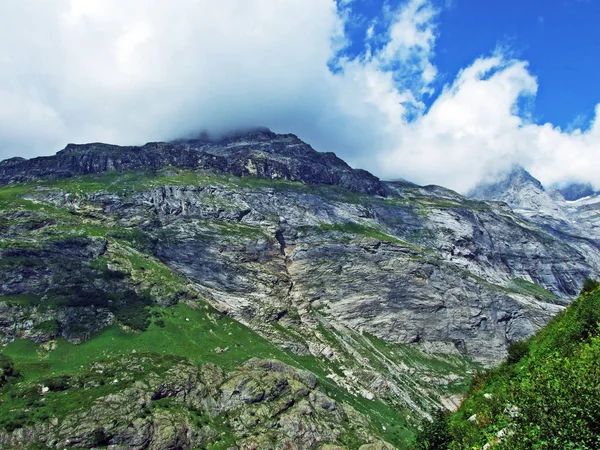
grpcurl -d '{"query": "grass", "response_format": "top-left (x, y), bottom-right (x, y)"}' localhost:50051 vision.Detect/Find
top-left (382, 195), bottom-right (490, 212)
top-left (2, 303), bottom-right (291, 381)
top-left (317, 223), bottom-right (407, 243)
top-left (428, 287), bottom-right (600, 449)
top-left (509, 278), bottom-right (560, 302)
top-left (0, 294), bottom-right (43, 307)
top-left (299, 222), bottom-right (432, 253)
top-left (290, 351), bottom-right (417, 446)
top-left (1, 168), bottom-right (373, 209)
top-left (269, 319), bottom-right (479, 446)
top-left (0, 352), bottom-right (199, 432)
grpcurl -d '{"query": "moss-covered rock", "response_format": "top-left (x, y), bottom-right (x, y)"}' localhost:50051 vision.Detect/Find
top-left (0, 355), bottom-right (389, 449)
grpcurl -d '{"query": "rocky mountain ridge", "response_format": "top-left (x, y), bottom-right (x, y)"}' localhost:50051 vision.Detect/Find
top-left (1, 132), bottom-right (599, 448)
top-left (555, 181), bottom-right (596, 201)
top-left (0, 128), bottom-right (388, 197)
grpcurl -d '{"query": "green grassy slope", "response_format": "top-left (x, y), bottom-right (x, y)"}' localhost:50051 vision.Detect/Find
top-left (415, 284), bottom-right (600, 449)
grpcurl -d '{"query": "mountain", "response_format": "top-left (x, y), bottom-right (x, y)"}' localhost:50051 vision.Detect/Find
top-left (469, 165), bottom-right (600, 247)
top-left (556, 181), bottom-right (595, 201)
top-left (0, 128), bottom-right (389, 197)
top-left (419, 282), bottom-right (600, 449)
top-left (469, 166), bottom-right (568, 222)
top-left (0, 131), bottom-right (598, 449)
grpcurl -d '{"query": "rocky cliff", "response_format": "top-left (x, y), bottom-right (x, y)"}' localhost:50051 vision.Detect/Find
top-left (0, 128), bottom-right (388, 197)
top-left (0, 131), bottom-right (598, 449)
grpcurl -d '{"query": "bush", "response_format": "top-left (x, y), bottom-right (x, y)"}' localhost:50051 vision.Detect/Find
top-left (46, 376), bottom-right (70, 392)
top-left (91, 428), bottom-right (110, 446)
top-left (413, 409), bottom-right (452, 450)
top-left (62, 288), bottom-right (109, 308)
top-left (0, 355), bottom-right (19, 387)
top-left (110, 290), bottom-right (152, 331)
top-left (58, 285), bottom-right (152, 331)
top-left (441, 289), bottom-right (600, 449)
top-left (580, 278), bottom-right (600, 295)
top-left (503, 337), bottom-right (600, 449)
top-left (506, 340), bottom-right (529, 364)
top-left (33, 319), bottom-right (61, 336)
top-left (0, 411), bottom-right (28, 432)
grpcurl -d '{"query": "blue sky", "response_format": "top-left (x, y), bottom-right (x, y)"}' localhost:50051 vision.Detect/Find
top-left (340, 0), bottom-right (600, 130)
top-left (1, 0), bottom-right (600, 191)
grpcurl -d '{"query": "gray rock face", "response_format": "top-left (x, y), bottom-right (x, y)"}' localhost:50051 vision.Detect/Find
top-left (4, 145), bottom-right (597, 364)
top-left (16, 172), bottom-right (585, 365)
top-left (146, 183), bottom-right (582, 364)
top-left (0, 355), bottom-right (380, 450)
top-left (469, 166), bottom-right (568, 221)
top-left (0, 129), bottom-right (389, 196)
top-left (555, 182), bottom-right (595, 201)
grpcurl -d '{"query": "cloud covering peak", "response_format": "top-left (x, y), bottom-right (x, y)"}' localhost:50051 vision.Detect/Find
top-left (1, 0), bottom-right (599, 193)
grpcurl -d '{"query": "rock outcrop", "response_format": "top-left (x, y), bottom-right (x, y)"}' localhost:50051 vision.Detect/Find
top-left (2, 137), bottom-right (599, 365)
top-left (469, 165), bottom-right (600, 247)
top-left (0, 354), bottom-right (385, 449)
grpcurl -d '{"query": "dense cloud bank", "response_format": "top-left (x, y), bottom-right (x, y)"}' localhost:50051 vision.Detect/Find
top-left (1, 0), bottom-right (599, 192)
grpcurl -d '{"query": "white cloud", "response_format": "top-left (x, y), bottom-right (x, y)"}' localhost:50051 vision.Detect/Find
top-left (378, 0), bottom-right (438, 91)
top-left (0, 0), bottom-right (344, 154)
top-left (373, 52), bottom-right (600, 192)
top-left (0, 0), bottom-right (599, 193)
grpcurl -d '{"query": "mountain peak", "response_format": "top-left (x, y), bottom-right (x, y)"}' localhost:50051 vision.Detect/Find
top-left (173, 126), bottom-right (277, 145)
top-left (469, 165), bottom-right (543, 200)
top-left (0, 130), bottom-right (390, 196)
top-left (506, 165), bottom-right (543, 188)
top-left (468, 165), bottom-right (569, 221)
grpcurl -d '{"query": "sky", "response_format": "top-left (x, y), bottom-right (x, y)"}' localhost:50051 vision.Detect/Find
top-left (1, 0), bottom-right (599, 193)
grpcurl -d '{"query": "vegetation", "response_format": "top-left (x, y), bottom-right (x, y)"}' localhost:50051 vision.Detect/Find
top-left (0, 355), bottom-right (19, 388)
top-left (0, 166), bottom-right (487, 448)
top-left (414, 280), bottom-right (600, 449)
top-left (414, 409), bottom-right (452, 450)
top-left (509, 278), bottom-right (559, 302)
top-left (580, 278), bottom-right (599, 295)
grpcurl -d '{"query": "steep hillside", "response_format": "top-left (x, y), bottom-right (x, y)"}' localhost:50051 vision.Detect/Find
top-left (1, 131), bottom-right (598, 448)
top-left (417, 282), bottom-right (600, 449)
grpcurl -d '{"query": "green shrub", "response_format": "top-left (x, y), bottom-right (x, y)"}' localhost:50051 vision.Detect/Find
top-left (92, 428), bottom-right (110, 446)
top-left (436, 289), bottom-right (600, 449)
top-left (580, 278), bottom-right (600, 295)
top-left (62, 288), bottom-right (109, 308)
top-left (110, 290), bottom-right (152, 331)
top-left (413, 409), bottom-right (452, 450)
top-left (0, 355), bottom-right (19, 387)
top-left (33, 319), bottom-right (61, 336)
top-left (46, 375), bottom-right (70, 392)
top-left (0, 411), bottom-right (28, 432)
top-left (506, 340), bottom-right (529, 364)
top-left (56, 285), bottom-right (152, 331)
